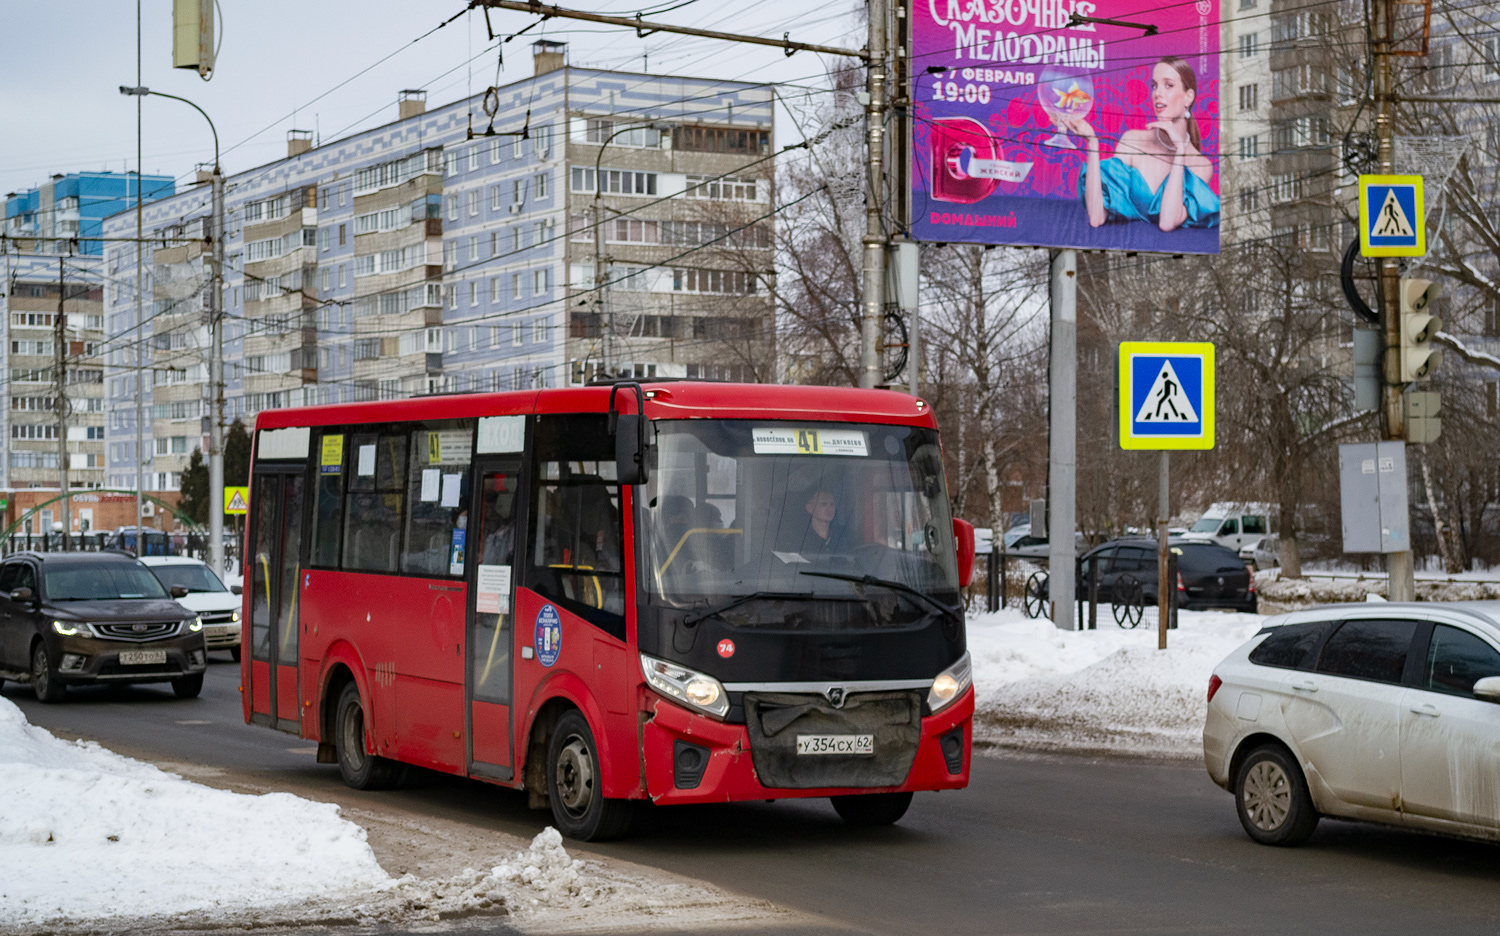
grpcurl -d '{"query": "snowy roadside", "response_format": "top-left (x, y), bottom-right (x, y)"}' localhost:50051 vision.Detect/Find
top-left (966, 608), bottom-right (1266, 759)
top-left (0, 696), bottom-right (798, 933)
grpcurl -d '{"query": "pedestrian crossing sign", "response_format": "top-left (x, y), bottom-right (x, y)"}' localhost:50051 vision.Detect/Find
top-left (1359, 175), bottom-right (1425, 257)
top-left (1119, 342), bottom-right (1215, 450)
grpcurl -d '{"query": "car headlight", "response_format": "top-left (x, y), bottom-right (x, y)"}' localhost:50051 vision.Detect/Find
top-left (230, 610), bottom-right (241, 623)
top-left (52, 619), bottom-right (88, 637)
top-left (927, 652), bottom-right (972, 713)
top-left (640, 653), bottom-right (730, 720)
top-left (188, 616), bottom-right (204, 632)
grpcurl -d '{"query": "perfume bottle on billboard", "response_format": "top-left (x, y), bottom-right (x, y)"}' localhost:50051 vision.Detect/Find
top-left (930, 117), bottom-right (1033, 205)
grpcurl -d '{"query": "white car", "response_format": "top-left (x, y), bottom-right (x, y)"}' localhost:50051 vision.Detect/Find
top-left (139, 557), bottom-right (243, 660)
top-left (1205, 602), bottom-right (1500, 846)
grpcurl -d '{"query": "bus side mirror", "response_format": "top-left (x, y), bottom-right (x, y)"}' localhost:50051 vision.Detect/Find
top-left (615, 413), bottom-right (646, 485)
top-left (952, 518), bottom-right (976, 587)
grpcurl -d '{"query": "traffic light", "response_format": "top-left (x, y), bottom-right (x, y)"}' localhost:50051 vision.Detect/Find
top-left (1398, 278), bottom-right (1442, 382)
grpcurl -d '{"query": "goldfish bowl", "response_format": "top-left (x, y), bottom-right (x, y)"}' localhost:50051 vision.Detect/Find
top-left (1037, 68), bottom-right (1095, 149)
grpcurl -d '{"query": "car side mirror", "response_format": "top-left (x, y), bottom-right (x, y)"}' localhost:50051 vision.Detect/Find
top-left (231, 584), bottom-right (243, 596)
top-left (10, 587), bottom-right (33, 604)
top-left (170, 585), bottom-right (189, 598)
top-left (1473, 676), bottom-right (1500, 703)
top-left (952, 518), bottom-right (976, 588)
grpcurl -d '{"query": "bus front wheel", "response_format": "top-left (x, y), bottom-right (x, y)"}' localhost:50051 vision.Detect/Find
top-left (546, 710), bottom-right (634, 841)
top-left (334, 682), bottom-right (406, 790)
top-left (831, 791), bottom-right (913, 827)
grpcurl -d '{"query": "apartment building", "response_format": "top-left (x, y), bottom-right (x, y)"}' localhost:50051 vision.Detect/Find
top-left (5, 171), bottom-right (174, 256)
top-left (1221, 0), bottom-right (1272, 241)
top-left (99, 42), bottom-right (775, 490)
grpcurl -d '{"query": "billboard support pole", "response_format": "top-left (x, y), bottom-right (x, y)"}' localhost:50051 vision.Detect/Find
top-left (1048, 249), bottom-right (1077, 630)
top-left (859, 0), bottom-right (888, 389)
top-left (1157, 451), bottom-right (1170, 649)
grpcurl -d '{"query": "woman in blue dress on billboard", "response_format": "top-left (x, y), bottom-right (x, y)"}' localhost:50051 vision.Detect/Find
top-left (1060, 56), bottom-right (1219, 232)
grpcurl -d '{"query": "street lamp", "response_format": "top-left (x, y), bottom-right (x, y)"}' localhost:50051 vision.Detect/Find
top-left (592, 121), bottom-right (671, 380)
top-left (119, 85), bottom-right (226, 579)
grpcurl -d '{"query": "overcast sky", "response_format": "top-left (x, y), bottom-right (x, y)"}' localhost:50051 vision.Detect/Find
top-left (0, 0), bottom-right (860, 198)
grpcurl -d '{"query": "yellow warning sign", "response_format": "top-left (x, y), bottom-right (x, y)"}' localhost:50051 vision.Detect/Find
top-left (224, 486), bottom-right (249, 515)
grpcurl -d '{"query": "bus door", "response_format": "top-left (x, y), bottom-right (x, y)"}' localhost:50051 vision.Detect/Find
top-left (249, 470), bottom-right (306, 733)
top-left (466, 457), bottom-right (523, 779)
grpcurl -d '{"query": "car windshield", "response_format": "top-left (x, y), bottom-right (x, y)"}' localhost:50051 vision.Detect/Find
top-left (147, 563), bottom-right (227, 593)
top-left (637, 420), bottom-right (959, 626)
top-left (45, 564), bottom-right (171, 601)
top-left (1189, 517), bottom-right (1222, 533)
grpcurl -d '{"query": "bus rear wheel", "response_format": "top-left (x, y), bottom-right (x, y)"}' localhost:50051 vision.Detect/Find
top-left (830, 791), bottom-right (913, 827)
top-left (334, 682), bottom-right (406, 790)
top-left (546, 710), bottom-right (634, 841)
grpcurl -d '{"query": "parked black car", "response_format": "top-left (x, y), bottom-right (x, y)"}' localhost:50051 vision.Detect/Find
top-left (0, 551), bottom-right (208, 702)
top-left (1074, 537), bottom-right (1256, 613)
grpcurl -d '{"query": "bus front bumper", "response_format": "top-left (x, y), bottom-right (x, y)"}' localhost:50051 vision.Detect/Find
top-left (641, 688), bottom-right (973, 804)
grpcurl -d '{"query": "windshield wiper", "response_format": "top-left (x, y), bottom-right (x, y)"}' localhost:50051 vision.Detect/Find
top-left (681, 591), bottom-right (815, 627)
top-left (798, 571), bottom-right (961, 620)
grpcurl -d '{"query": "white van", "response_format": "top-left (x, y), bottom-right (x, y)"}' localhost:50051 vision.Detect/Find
top-left (1182, 503), bottom-right (1271, 553)
top-left (139, 556), bottom-right (243, 660)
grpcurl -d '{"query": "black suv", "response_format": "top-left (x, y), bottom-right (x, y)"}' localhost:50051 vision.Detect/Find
top-left (1076, 537), bottom-right (1257, 613)
top-left (0, 552), bottom-right (207, 702)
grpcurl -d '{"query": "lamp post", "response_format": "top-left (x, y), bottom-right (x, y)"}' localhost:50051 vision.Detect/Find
top-left (592, 121), bottom-right (671, 379)
top-left (119, 85), bottom-right (224, 578)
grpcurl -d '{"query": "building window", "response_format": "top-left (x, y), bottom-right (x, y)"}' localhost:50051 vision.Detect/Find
top-left (532, 317), bottom-right (548, 344)
top-left (469, 281), bottom-right (478, 307)
top-left (513, 179), bottom-right (525, 205)
top-left (1238, 83), bottom-right (1258, 110)
top-left (490, 277), bottom-right (500, 303)
top-left (468, 190), bottom-right (480, 216)
top-left (534, 268), bottom-right (549, 293)
top-left (536, 171), bottom-right (548, 198)
top-left (1239, 189), bottom-right (1259, 212)
top-left (468, 235), bottom-right (479, 261)
top-left (1239, 33), bottom-right (1259, 58)
top-left (1238, 135), bottom-right (1259, 160)
top-left (512, 273), bottom-right (522, 300)
top-left (338, 224), bottom-right (346, 246)
top-left (490, 185), bottom-right (502, 211)
top-left (512, 322), bottom-right (523, 346)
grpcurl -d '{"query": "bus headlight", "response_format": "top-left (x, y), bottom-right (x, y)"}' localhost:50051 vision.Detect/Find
top-left (927, 652), bottom-right (972, 713)
top-left (640, 653), bottom-right (730, 720)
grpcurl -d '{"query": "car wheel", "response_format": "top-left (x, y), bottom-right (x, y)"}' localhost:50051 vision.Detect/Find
top-left (334, 682), bottom-right (406, 790)
top-left (830, 791), bottom-right (914, 826)
top-left (1234, 745), bottom-right (1318, 846)
top-left (546, 710), bottom-right (634, 841)
top-left (172, 673), bottom-right (204, 698)
top-left (31, 642), bottom-right (66, 703)
top-left (230, 647), bottom-right (242, 662)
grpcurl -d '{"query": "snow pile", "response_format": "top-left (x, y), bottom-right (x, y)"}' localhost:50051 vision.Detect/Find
top-left (1255, 569), bottom-right (1500, 610)
top-left (0, 696), bottom-right (390, 928)
top-left (967, 608), bottom-right (1264, 758)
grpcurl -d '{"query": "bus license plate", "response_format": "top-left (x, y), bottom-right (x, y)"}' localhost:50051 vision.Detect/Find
top-left (119, 650), bottom-right (167, 666)
top-left (796, 734), bottom-right (874, 756)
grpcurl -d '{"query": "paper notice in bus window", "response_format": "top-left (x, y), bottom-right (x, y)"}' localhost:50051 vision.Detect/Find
top-left (476, 565), bottom-right (511, 614)
top-left (440, 473), bottom-right (462, 508)
top-left (357, 444), bottom-right (376, 477)
top-left (429, 430), bottom-right (473, 466)
top-left (421, 468), bottom-right (441, 502)
top-left (320, 434), bottom-right (344, 474)
top-left (752, 427), bottom-right (867, 457)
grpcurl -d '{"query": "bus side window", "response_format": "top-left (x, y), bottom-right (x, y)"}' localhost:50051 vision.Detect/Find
top-left (312, 429), bottom-right (345, 567)
top-left (401, 422), bottom-right (475, 577)
top-left (527, 415), bottom-right (625, 639)
top-left (343, 431), bottom-right (408, 572)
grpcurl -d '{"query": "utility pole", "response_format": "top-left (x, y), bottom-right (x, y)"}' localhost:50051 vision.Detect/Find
top-left (1048, 249), bottom-right (1077, 629)
top-left (208, 166), bottom-right (225, 577)
top-left (55, 255), bottom-right (71, 549)
top-left (134, 0), bottom-right (146, 543)
top-left (859, 0), bottom-right (888, 389)
top-left (1372, 0), bottom-right (1415, 601)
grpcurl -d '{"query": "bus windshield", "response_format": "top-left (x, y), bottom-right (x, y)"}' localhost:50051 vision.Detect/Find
top-left (638, 420), bottom-right (959, 627)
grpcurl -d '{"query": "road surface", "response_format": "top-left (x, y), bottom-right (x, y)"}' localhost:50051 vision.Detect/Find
top-left (7, 658), bottom-right (1500, 935)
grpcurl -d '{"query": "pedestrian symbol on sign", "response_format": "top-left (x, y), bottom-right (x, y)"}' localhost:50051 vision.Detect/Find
top-left (1134, 361), bottom-right (1199, 423)
top-left (1372, 189), bottom-right (1414, 238)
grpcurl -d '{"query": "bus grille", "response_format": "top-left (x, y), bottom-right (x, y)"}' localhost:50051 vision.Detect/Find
top-left (743, 690), bottom-right (922, 790)
top-left (93, 622), bottom-right (181, 641)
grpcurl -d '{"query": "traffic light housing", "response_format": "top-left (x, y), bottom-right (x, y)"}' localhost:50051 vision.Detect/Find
top-left (1399, 278), bottom-right (1442, 382)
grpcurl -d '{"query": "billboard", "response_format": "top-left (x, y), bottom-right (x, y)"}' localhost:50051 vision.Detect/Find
top-left (910, 0), bottom-right (1220, 253)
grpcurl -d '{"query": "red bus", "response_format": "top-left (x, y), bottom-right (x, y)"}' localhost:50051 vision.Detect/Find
top-left (241, 381), bottom-right (976, 840)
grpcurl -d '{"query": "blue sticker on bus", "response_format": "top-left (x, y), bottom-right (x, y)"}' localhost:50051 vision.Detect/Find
top-left (535, 604), bottom-right (561, 667)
